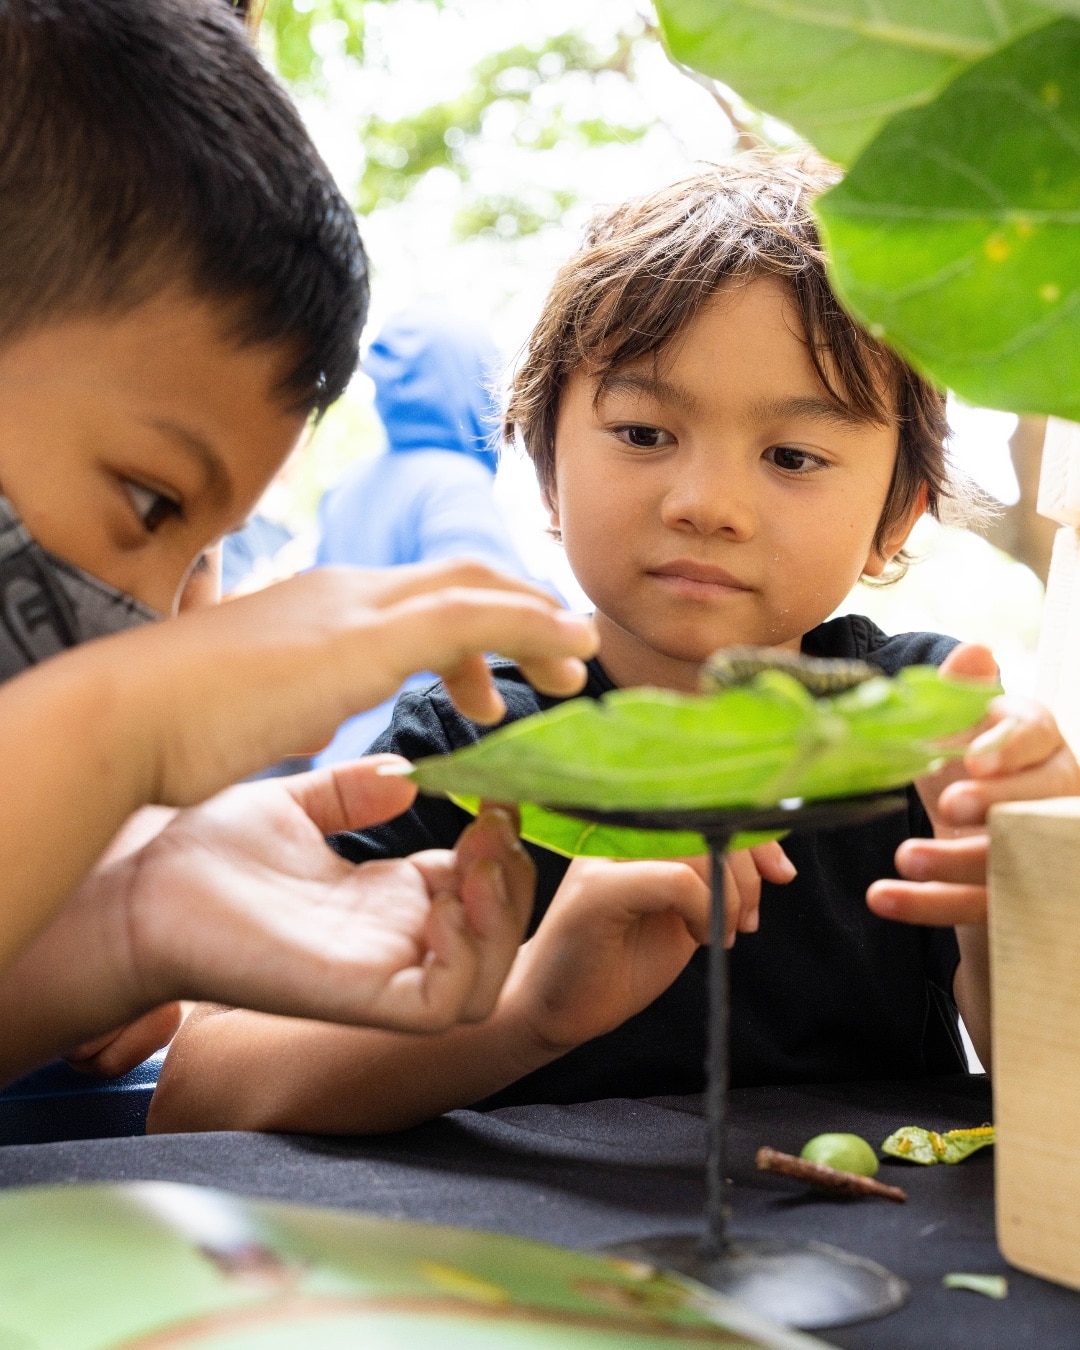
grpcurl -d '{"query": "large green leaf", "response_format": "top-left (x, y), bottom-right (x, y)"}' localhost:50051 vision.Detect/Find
top-left (654, 0), bottom-right (1053, 163)
top-left (410, 669), bottom-right (997, 859)
top-left (816, 18), bottom-right (1080, 418)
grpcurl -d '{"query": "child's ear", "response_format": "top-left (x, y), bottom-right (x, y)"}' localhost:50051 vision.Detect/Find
top-left (862, 483), bottom-right (929, 578)
top-left (545, 492), bottom-right (562, 542)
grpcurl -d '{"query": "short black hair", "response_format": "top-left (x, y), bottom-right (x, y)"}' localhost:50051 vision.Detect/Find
top-left (0, 0), bottom-right (368, 414)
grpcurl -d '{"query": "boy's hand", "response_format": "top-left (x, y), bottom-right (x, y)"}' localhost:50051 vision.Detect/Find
top-left (501, 856), bottom-right (710, 1055)
top-left (0, 757), bottom-right (536, 1082)
top-left (498, 842), bottom-right (794, 1056)
top-left (131, 561), bottom-right (597, 808)
top-left (119, 758), bottom-right (534, 1032)
top-left (868, 644), bottom-right (1080, 926)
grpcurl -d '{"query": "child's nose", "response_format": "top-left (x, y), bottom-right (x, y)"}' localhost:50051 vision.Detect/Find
top-left (659, 455), bottom-right (757, 539)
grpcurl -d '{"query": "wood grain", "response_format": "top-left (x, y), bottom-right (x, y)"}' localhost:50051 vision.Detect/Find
top-left (990, 798), bottom-right (1080, 1289)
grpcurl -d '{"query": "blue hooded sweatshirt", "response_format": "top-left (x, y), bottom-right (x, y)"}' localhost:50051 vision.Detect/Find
top-left (314, 299), bottom-right (528, 764)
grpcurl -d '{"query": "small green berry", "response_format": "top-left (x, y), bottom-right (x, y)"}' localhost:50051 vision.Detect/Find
top-left (800, 1133), bottom-right (879, 1177)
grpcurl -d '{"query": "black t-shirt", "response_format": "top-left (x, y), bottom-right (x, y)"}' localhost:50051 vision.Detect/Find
top-left (331, 614), bottom-right (967, 1106)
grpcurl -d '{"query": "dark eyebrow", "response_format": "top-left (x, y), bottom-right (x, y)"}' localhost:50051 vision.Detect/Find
top-left (746, 394), bottom-right (882, 432)
top-left (145, 419), bottom-right (231, 501)
top-left (594, 371), bottom-right (704, 419)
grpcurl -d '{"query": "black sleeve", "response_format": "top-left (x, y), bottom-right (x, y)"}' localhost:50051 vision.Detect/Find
top-left (328, 686), bottom-right (477, 863)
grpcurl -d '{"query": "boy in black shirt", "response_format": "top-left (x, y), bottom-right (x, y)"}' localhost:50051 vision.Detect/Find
top-left (152, 157), bottom-right (1080, 1135)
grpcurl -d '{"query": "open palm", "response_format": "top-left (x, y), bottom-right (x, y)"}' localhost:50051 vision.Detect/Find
top-left (120, 758), bottom-right (533, 1034)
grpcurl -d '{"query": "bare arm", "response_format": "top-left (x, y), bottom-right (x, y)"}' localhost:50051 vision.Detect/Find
top-left (0, 561), bottom-right (595, 973)
top-left (149, 854), bottom-right (720, 1136)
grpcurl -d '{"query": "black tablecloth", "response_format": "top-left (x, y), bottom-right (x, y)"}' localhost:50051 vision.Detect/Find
top-left (1, 1073), bottom-right (1077, 1347)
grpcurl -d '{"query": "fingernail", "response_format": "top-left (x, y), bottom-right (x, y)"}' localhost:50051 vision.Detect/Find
top-left (970, 716), bottom-right (1020, 759)
top-left (869, 891), bottom-right (898, 918)
top-left (946, 790), bottom-right (983, 825)
top-left (778, 857), bottom-right (797, 881)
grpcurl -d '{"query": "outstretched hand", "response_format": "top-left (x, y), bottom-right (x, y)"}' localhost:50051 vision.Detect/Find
top-left (867, 644), bottom-right (1080, 926)
top-left (0, 757), bottom-right (536, 1083)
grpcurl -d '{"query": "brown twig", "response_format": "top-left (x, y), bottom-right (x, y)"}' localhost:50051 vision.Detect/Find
top-left (756, 1147), bottom-right (908, 1204)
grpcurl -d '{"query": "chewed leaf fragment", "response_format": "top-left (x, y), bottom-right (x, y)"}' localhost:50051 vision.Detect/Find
top-left (943, 1273), bottom-right (1008, 1299)
top-left (882, 1125), bottom-right (995, 1165)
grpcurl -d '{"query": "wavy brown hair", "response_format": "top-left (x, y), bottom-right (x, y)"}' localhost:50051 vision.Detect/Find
top-left (506, 155), bottom-right (968, 580)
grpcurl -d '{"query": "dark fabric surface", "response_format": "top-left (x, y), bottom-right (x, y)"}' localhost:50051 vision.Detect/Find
top-left (1, 1074), bottom-right (1076, 1346)
top-left (331, 614), bottom-right (964, 1105)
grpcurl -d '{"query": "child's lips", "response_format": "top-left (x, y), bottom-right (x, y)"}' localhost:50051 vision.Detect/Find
top-left (648, 561), bottom-right (754, 600)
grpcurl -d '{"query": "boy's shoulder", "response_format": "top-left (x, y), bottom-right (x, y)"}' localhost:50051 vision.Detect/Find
top-left (803, 613), bottom-right (958, 676)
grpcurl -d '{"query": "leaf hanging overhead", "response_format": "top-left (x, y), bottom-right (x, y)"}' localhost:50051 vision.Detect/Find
top-left (654, 0), bottom-right (1054, 163)
top-left (816, 18), bottom-right (1080, 420)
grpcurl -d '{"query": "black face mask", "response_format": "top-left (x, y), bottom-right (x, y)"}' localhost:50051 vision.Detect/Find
top-left (0, 495), bottom-right (159, 682)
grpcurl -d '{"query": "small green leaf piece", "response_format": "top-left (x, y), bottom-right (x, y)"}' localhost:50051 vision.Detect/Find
top-left (411, 668), bottom-right (997, 819)
top-left (943, 1273), bottom-right (1009, 1298)
top-left (817, 18), bottom-right (1080, 420)
top-left (882, 1125), bottom-right (995, 1164)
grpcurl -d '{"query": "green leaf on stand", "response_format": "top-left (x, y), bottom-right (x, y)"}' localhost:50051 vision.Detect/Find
top-left (409, 669), bottom-right (998, 861)
top-left (654, 0), bottom-right (1053, 163)
top-left (817, 18), bottom-right (1080, 420)
top-left (448, 794), bottom-right (782, 859)
top-left (882, 1125), bottom-right (995, 1164)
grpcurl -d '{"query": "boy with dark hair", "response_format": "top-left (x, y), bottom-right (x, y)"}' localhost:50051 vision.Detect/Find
top-left (151, 157), bottom-right (1079, 1136)
top-left (0, 0), bottom-right (598, 1082)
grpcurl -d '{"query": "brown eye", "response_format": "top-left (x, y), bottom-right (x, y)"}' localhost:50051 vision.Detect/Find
top-left (123, 480), bottom-right (183, 532)
top-left (620, 425), bottom-right (674, 450)
top-left (766, 446), bottom-right (823, 474)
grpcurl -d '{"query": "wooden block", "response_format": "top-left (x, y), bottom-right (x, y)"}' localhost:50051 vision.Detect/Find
top-left (990, 798), bottom-right (1080, 1288)
top-left (1037, 418), bottom-right (1080, 527)
top-left (1036, 526), bottom-right (1080, 758)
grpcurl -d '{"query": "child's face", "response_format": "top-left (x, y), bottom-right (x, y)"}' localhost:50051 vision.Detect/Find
top-left (551, 275), bottom-right (917, 692)
top-left (0, 290), bottom-right (309, 614)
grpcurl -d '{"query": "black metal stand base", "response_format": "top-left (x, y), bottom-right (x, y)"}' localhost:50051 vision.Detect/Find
top-left (604, 1234), bottom-right (908, 1331)
top-left (568, 792), bottom-right (912, 1333)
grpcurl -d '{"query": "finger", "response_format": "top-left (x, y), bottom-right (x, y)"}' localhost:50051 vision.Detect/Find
top-left (867, 878), bottom-right (987, 927)
top-left (938, 748), bottom-right (1080, 827)
top-left (724, 851), bottom-right (761, 947)
top-left (456, 807), bottom-right (535, 940)
top-left (440, 652), bottom-right (507, 725)
top-left (453, 860), bottom-right (521, 1022)
top-left (749, 841), bottom-right (797, 886)
top-left (449, 809), bottom-right (535, 1019)
top-left (963, 697), bottom-right (1063, 778)
top-left (65, 1003), bottom-right (183, 1078)
top-left (589, 859), bottom-right (712, 945)
top-left (939, 642), bottom-right (999, 684)
top-left (280, 755), bottom-right (418, 835)
top-left (895, 835), bottom-right (987, 887)
top-left (382, 589), bottom-right (596, 700)
top-left (386, 890), bottom-right (482, 1032)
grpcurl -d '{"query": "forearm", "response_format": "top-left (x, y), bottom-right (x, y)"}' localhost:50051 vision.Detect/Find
top-left (954, 923), bottom-right (991, 1071)
top-left (0, 646), bottom-right (157, 971)
top-left (148, 996), bottom-right (563, 1136)
top-left (0, 862), bottom-right (145, 1083)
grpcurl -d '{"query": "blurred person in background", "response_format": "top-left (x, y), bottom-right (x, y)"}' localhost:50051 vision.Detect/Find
top-left (314, 298), bottom-right (530, 763)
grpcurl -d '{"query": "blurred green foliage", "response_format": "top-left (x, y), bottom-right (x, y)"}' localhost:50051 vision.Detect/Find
top-left (261, 1), bottom-right (654, 240)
